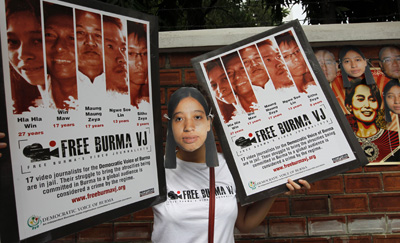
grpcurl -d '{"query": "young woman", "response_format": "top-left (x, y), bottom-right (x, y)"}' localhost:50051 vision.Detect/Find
top-left (152, 87), bottom-right (310, 242)
top-left (339, 46), bottom-right (375, 88)
top-left (0, 87), bottom-right (310, 240)
top-left (6, 0), bottom-right (46, 113)
top-left (383, 79), bottom-right (400, 122)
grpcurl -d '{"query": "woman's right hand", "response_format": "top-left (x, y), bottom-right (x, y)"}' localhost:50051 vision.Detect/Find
top-left (0, 133), bottom-right (7, 157)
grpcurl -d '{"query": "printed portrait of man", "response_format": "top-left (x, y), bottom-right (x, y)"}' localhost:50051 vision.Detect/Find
top-left (379, 46), bottom-right (400, 79)
top-left (43, 3), bottom-right (77, 109)
top-left (103, 15), bottom-right (128, 94)
top-left (276, 31), bottom-right (316, 93)
top-left (238, 45), bottom-right (270, 92)
top-left (256, 39), bottom-right (294, 90)
top-left (222, 52), bottom-right (258, 113)
top-left (314, 49), bottom-right (338, 84)
top-left (205, 59), bottom-right (237, 123)
top-left (127, 21), bottom-right (149, 108)
top-left (75, 9), bottom-right (106, 102)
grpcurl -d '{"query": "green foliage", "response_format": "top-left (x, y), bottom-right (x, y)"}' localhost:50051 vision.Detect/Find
top-left (96, 0), bottom-right (289, 30)
top-left (204, 0), bottom-right (289, 28)
top-left (95, 0), bottom-right (400, 29)
top-left (300, 0), bottom-right (400, 24)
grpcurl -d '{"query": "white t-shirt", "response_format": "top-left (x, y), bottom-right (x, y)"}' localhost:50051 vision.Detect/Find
top-left (152, 153), bottom-right (237, 243)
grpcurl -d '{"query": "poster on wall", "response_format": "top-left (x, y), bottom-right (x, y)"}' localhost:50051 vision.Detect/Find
top-left (0, 0), bottom-right (165, 242)
top-left (192, 20), bottom-right (368, 205)
top-left (328, 49), bottom-right (400, 165)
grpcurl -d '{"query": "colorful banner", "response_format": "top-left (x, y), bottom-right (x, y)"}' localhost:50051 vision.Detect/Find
top-left (314, 45), bottom-right (400, 165)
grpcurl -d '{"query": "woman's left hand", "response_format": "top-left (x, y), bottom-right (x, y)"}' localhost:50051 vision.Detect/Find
top-left (235, 178), bottom-right (311, 232)
top-left (284, 178), bottom-right (310, 195)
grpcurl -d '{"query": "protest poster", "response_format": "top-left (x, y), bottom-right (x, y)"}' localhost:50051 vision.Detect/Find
top-left (331, 67), bottom-right (400, 165)
top-left (315, 44), bottom-right (400, 166)
top-left (0, 0), bottom-right (165, 241)
top-left (192, 20), bottom-right (368, 205)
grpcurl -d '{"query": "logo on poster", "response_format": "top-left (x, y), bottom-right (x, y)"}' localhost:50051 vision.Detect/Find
top-left (235, 136), bottom-right (257, 148)
top-left (22, 132), bottom-right (145, 162)
top-left (248, 181), bottom-right (256, 189)
top-left (27, 215), bottom-right (42, 230)
top-left (23, 143), bottom-right (59, 162)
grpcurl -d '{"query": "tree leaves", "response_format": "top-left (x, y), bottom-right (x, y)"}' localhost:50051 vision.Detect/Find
top-left (96, 0), bottom-right (399, 29)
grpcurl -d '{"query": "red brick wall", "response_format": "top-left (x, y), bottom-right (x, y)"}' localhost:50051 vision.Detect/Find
top-left (54, 46), bottom-right (400, 242)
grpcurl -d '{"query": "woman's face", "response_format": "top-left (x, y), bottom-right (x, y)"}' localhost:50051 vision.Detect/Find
top-left (172, 97), bottom-right (210, 153)
top-left (7, 11), bottom-right (45, 85)
top-left (342, 50), bottom-right (367, 78)
top-left (349, 84), bottom-right (379, 123)
top-left (385, 85), bottom-right (400, 114)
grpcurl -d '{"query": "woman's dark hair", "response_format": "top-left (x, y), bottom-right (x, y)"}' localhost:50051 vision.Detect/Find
top-left (345, 78), bottom-right (382, 115)
top-left (164, 87), bottom-right (218, 168)
top-left (339, 45), bottom-right (375, 88)
top-left (383, 79), bottom-right (400, 122)
top-left (167, 87), bottom-right (209, 119)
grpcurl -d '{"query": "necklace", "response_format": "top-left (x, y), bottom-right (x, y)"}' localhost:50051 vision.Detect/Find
top-left (357, 129), bottom-right (384, 162)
